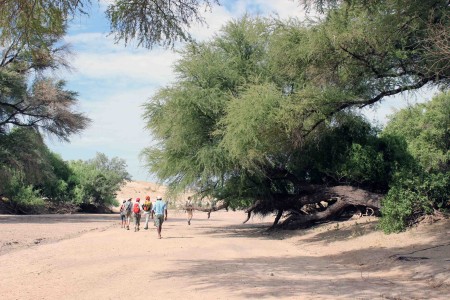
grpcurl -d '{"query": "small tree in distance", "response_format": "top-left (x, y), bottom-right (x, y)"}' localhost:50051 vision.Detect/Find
top-left (69, 153), bottom-right (131, 208)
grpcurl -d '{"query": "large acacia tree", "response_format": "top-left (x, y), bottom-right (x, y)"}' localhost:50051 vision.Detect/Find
top-left (0, 0), bottom-right (90, 139)
top-left (142, 1), bottom-right (449, 228)
top-left (0, 0), bottom-right (91, 207)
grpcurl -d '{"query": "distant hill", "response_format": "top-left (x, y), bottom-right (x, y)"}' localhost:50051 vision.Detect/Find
top-left (114, 181), bottom-right (192, 211)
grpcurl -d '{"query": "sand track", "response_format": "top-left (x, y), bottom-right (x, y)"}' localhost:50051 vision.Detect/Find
top-left (0, 211), bottom-right (448, 299)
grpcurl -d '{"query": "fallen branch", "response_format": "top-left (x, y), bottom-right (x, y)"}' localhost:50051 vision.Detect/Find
top-left (238, 185), bottom-right (384, 229)
top-left (281, 186), bottom-right (383, 228)
top-left (282, 198), bottom-right (348, 229)
top-left (189, 202), bottom-right (229, 219)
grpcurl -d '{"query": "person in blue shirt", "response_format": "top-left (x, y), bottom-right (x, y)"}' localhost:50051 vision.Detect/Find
top-left (151, 196), bottom-right (168, 239)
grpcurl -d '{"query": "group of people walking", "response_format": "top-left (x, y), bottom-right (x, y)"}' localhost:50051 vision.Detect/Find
top-left (119, 195), bottom-right (168, 239)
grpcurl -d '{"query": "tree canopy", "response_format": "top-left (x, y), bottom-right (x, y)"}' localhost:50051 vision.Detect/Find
top-left (0, 129), bottom-right (131, 213)
top-left (0, 0), bottom-right (90, 140)
top-left (69, 153), bottom-right (131, 207)
top-left (142, 2), bottom-right (449, 229)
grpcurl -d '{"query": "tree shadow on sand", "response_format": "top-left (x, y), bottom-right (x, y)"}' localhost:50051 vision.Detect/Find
top-left (161, 219), bottom-right (450, 299)
top-left (159, 253), bottom-right (447, 299)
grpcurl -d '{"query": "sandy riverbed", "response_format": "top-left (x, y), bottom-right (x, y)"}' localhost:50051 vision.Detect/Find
top-left (0, 210), bottom-right (448, 299)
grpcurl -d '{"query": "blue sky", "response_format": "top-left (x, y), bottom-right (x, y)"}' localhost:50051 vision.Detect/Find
top-left (46, 0), bottom-right (434, 182)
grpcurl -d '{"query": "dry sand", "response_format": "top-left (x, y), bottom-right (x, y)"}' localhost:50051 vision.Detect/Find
top-left (0, 209), bottom-right (448, 300)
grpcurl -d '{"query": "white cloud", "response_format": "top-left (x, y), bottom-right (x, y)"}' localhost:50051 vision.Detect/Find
top-left (68, 87), bottom-right (154, 146)
top-left (70, 50), bottom-right (179, 84)
top-left (62, 33), bottom-right (180, 85)
top-left (48, 86), bottom-right (157, 179)
top-left (188, 4), bottom-right (233, 41)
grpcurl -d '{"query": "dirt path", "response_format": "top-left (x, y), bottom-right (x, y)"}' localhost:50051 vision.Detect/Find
top-left (0, 211), bottom-right (448, 299)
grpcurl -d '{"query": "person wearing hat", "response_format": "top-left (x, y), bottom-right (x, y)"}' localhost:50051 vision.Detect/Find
top-left (132, 198), bottom-right (143, 232)
top-left (151, 196), bottom-right (167, 239)
top-left (142, 195), bottom-right (153, 230)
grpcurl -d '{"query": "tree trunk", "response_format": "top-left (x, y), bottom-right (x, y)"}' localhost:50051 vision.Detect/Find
top-left (281, 198), bottom-right (348, 228)
top-left (270, 209), bottom-right (284, 229)
top-left (238, 185), bottom-right (383, 229)
top-left (190, 202), bottom-right (229, 218)
top-left (280, 186), bottom-right (383, 228)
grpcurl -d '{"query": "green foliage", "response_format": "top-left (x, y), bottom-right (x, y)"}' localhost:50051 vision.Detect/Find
top-left (2, 173), bottom-right (46, 213)
top-left (1, 1), bottom-right (90, 140)
top-left (68, 153), bottom-right (130, 206)
top-left (0, 0), bottom-right (96, 213)
top-left (12, 185), bottom-right (46, 213)
top-left (142, 17), bottom-right (272, 194)
top-left (380, 92), bottom-right (450, 232)
top-left (143, 4), bottom-right (449, 232)
top-left (383, 91), bottom-right (450, 172)
top-left (0, 128), bottom-right (81, 204)
top-left (39, 153), bottom-right (73, 202)
top-left (106, 0), bottom-right (219, 48)
top-left (0, 128), bottom-right (55, 189)
top-left (144, 13), bottom-right (417, 199)
top-left (380, 170), bottom-right (449, 233)
top-left (0, 128), bottom-right (129, 211)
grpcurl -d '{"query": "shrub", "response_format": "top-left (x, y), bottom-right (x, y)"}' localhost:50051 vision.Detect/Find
top-left (380, 170), bottom-right (449, 233)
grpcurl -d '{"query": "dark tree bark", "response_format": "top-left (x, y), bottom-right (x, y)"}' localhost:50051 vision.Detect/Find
top-left (270, 209), bottom-right (284, 229)
top-left (243, 200), bottom-right (261, 224)
top-left (240, 185), bottom-right (383, 229)
top-left (282, 185), bottom-right (383, 228)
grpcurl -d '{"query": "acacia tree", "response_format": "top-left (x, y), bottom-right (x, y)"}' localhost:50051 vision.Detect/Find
top-left (0, 0), bottom-right (90, 140)
top-left (69, 153), bottom-right (131, 206)
top-left (142, 1), bottom-right (449, 229)
top-left (0, 0), bottom-right (90, 211)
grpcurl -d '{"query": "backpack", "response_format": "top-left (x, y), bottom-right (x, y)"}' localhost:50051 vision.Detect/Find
top-left (124, 201), bottom-right (132, 213)
top-left (143, 200), bottom-right (152, 212)
top-left (133, 203), bottom-right (141, 214)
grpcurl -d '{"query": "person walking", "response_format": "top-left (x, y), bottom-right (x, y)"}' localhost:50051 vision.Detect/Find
top-left (132, 198), bottom-right (142, 232)
top-left (124, 198), bottom-right (133, 230)
top-left (119, 200), bottom-right (126, 228)
top-left (142, 195), bottom-right (153, 230)
top-left (151, 196), bottom-right (167, 239)
top-left (185, 196), bottom-right (194, 225)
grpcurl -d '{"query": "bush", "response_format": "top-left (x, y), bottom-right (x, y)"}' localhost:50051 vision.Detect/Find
top-left (13, 185), bottom-right (46, 213)
top-left (380, 170), bottom-right (449, 233)
top-left (68, 153), bottom-right (130, 208)
top-left (3, 174), bottom-right (45, 213)
top-left (379, 92), bottom-right (450, 233)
